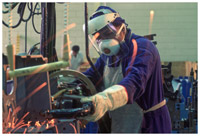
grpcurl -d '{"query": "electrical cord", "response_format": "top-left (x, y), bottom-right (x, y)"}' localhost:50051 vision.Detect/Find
top-left (32, 3), bottom-right (41, 34)
top-left (28, 42), bottom-right (40, 55)
top-left (2, 3), bottom-right (18, 14)
top-left (25, 21), bottom-right (28, 53)
top-left (22, 3), bottom-right (32, 22)
top-left (2, 3), bottom-right (25, 28)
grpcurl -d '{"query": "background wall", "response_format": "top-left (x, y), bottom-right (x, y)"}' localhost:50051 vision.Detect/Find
top-left (2, 2), bottom-right (198, 75)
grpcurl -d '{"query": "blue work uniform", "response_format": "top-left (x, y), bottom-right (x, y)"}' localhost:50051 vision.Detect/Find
top-left (83, 28), bottom-right (172, 133)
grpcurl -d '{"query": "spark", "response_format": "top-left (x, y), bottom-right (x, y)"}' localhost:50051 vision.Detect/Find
top-left (70, 123), bottom-right (77, 133)
top-left (46, 123), bottom-right (49, 129)
top-left (6, 112), bottom-right (30, 133)
top-left (14, 112), bottom-right (29, 128)
top-left (8, 122), bottom-right (11, 128)
top-left (49, 119), bottom-right (55, 126)
top-left (18, 82), bottom-right (47, 105)
top-left (23, 128), bottom-right (27, 134)
top-left (27, 121), bottom-right (32, 127)
top-left (11, 117), bottom-right (15, 128)
top-left (35, 121), bottom-right (41, 127)
top-left (6, 108), bottom-right (11, 123)
top-left (28, 127), bottom-right (34, 132)
top-left (13, 123), bottom-right (29, 133)
top-left (88, 32), bottom-right (100, 52)
top-left (41, 23), bottom-right (76, 50)
top-left (55, 125), bottom-right (59, 134)
top-left (13, 106), bottom-right (21, 115)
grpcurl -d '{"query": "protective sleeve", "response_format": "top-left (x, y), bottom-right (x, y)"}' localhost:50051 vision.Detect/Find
top-left (118, 39), bottom-right (156, 104)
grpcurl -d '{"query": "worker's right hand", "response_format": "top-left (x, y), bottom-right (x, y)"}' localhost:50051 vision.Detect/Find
top-left (78, 85), bottom-right (128, 122)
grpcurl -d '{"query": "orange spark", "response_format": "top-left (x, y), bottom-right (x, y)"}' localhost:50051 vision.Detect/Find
top-left (35, 121), bottom-right (41, 127)
top-left (13, 106), bottom-right (21, 115)
top-left (18, 82), bottom-right (47, 105)
top-left (23, 128), bottom-right (27, 134)
top-left (14, 112), bottom-right (30, 129)
top-left (55, 125), bottom-right (59, 134)
top-left (49, 119), bottom-right (55, 126)
top-left (40, 23), bottom-right (76, 50)
top-left (69, 123), bottom-right (77, 134)
top-left (64, 23), bottom-right (76, 32)
top-left (13, 123), bottom-right (29, 133)
top-left (28, 64), bottom-right (48, 75)
top-left (6, 108), bottom-right (12, 123)
top-left (46, 123), bottom-right (49, 129)
top-left (8, 122), bottom-right (11, 128)
top-left (28, 127), bottom-right (34, 132)
top-left (89, 32), bottom-right (100, 48)
top-left (11, 117), bottom-right (15, 128)
top-left (27, 121), bottom-right (32, 127)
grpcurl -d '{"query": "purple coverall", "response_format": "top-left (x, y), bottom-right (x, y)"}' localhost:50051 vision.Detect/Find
top-left (83, 29), bottom-right (172, 133)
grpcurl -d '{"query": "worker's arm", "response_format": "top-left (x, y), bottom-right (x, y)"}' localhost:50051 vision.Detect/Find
top-left (118, 39), bottom-right (156, 104)
top-left (79, 85), bottom-right (128, 122)
top-left (79, 39), bottom-right (156, 122)
top-left (83, 57), bottom-right (105, 83)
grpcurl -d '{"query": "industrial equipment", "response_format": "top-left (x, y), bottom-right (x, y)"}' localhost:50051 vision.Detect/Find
top-left (2, 2), bottom-right (197, 134)
top-left (2, 2), bottom-right (97, 133)
top-left (162, 63), bottom-right (198, 133)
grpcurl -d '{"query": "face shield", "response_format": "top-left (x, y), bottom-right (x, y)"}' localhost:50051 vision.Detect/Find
top-left (87, 22), bottom-right (129, 66)
top-left (83, 11), bottom-right (129, 65)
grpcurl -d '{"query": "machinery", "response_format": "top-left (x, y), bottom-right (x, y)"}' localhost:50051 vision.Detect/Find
top-left (3, 2), bottom-right (197, 134)
top-left (2, 2), bottom-right (97, 133)
top-left (2, 3), bottom-right (159, 133)
top-left (162, 63), bottom-right (198, 133)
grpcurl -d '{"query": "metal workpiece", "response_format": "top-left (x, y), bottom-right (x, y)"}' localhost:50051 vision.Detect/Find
top-left (6, 44), bottom-right (15, 71)
top-left (50, 70), bottom-right (97, 95)
top-left (6, 39), bottom-right (70, 79)
top-left (8, 60), bottom-right (69, 78)
top-left (42, 102), bottom-right (94, 119)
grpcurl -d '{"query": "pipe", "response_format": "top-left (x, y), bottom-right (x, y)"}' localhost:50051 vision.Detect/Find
top-left (84, 3), bottom-right (101, 79)
top-left (8, 60), bottom-right (69, 78)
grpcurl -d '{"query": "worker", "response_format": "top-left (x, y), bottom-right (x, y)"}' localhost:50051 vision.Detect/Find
top-left (69, 45), bottom-right (84, 71)
top-left (79, 6), bottom-right (172, 133)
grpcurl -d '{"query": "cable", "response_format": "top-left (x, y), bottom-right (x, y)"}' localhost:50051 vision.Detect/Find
top-left (2, 3), bottom-right (18, 14)
top-left (32, 3), bottom-right (41, 34)
top-left (28, 42), bottom-right (40, 55)
top-left (22, 3), bottom-right (32, 22)
top-left (2, 3), bottom-right (25, 29)
top-left (25, 21), bottom-right (28, 53)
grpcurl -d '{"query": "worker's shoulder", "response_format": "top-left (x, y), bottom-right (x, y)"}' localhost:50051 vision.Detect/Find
top-left (134, 36), bottom-right (158, 54)
top-left (131, 34), bottom-right (159, 60)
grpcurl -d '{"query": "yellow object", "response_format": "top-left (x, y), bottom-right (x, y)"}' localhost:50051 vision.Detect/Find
top-left (6, 44), bottom-right (15, 71)
top-left (143, 99), bottom-right (166, 113)
top-left (16, 34), bottom-right (20, 54)
top-left (63, 34), bottom-right (71, 61)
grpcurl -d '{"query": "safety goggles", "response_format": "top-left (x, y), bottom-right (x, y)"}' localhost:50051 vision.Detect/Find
top-left (92, 23), bottom-right (125, 41)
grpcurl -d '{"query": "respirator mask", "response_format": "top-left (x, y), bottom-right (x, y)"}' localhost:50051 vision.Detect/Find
top-left (85, 11), bottom-right (129, 65)
top-left (89, 23), bottom-right (129, 65)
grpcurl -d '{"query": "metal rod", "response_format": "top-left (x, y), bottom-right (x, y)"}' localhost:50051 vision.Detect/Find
top-left (6, 44), bottom-right (15, 71)
top-left (84, 2), bottom-right (101, 79)
top-left (8, 61), bottom-right (69, 78)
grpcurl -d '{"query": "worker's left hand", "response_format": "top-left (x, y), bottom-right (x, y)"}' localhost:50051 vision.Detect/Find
top-left (78, 85), bottom-right (128, 122)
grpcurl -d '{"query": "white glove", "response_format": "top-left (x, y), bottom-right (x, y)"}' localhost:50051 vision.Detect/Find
top-left (79, 85), bottom-right (128, 122)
